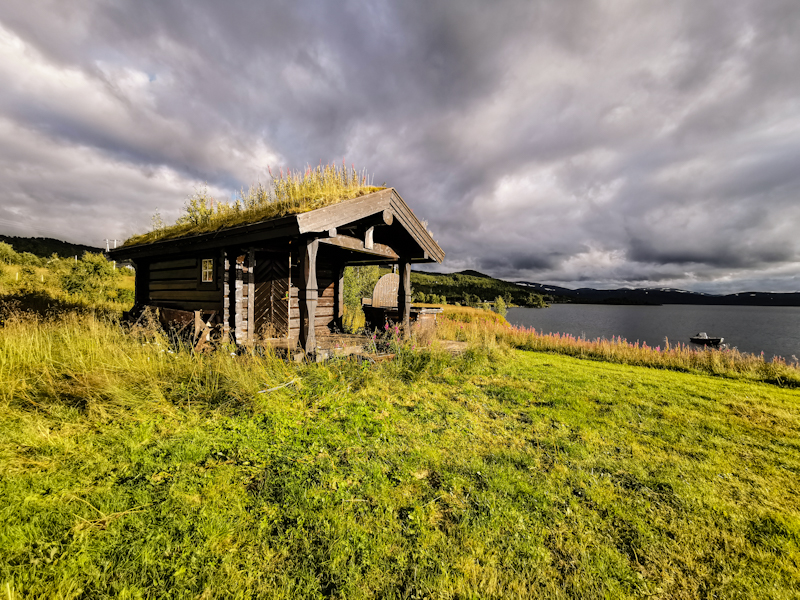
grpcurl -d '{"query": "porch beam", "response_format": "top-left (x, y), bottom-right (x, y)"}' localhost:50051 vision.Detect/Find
top-left (318, 234), bottom-right (399, 259)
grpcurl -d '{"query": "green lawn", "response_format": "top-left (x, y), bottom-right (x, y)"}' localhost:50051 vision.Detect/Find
top-left (1, 327), bottom-right (799, 598)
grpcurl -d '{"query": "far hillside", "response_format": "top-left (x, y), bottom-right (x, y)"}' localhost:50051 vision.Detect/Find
top-left (410, 269), bottom-right (547, 307)
top-left (0, 235), bottom-right (103, 259)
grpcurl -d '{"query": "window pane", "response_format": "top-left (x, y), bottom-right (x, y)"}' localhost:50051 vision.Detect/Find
top-left (202, 259), bottom-right (213, 282)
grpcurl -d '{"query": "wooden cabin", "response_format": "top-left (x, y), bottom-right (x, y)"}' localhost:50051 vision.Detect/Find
top-left (109, 188), bottom-right (445, 354)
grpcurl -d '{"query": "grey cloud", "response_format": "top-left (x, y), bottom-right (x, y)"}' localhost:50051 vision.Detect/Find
top-left (0, 0), bottom-right (799, 291)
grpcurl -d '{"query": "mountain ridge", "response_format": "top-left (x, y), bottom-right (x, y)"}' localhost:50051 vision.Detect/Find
top-left (514, 279), bottom-right (800, 307)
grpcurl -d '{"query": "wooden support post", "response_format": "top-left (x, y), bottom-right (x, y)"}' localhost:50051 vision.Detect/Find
top-left (234, 255), bottom-right (244, 344)
top-left (334, 264), bottom-right (345, 331)
top-left (246, 248), bottom-right (255, 344)
top-left (398, 259), bottom-right (411, 338)
top-left (223, 251), bottom-right (232, 341)
top-left (300, 238), bottom-right (319, 354)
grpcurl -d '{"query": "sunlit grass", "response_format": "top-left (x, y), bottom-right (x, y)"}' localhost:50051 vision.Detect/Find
top-left (126, 163), bottom-right (383, 247)
top-left (1, 312), bottom-right (799, 598)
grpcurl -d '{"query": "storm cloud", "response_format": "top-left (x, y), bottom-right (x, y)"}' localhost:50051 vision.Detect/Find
top-left (0, 0), bottom-right (798, 292)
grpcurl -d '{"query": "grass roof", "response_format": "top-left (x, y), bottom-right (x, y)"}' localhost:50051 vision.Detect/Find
top-left (124, 164), bottom-right (383, 247)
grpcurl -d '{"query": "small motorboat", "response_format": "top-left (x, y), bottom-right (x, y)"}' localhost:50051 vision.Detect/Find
top-left (690, 332), bottom-right (724, 346)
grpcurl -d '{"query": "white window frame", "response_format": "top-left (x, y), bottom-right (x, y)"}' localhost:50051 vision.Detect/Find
top-left (201, 258), bottom-right (214, 283)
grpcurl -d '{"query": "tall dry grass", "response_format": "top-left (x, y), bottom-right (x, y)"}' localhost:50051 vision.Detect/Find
top-left (126, 162), bottom-right (383, 246)
top-left (0, 311), bottom-right (296, 422)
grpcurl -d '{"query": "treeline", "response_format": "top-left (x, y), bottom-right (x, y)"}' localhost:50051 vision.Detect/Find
top-left (0, 235), bottom-right (102, 259)
top-left (410, 270), bottom-right (547, 308)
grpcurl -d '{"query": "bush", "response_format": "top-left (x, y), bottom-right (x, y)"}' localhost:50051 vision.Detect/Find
top-left (18, 252), bottom-right (43, 267)
top-left (60, 253), bottom-right (121, 302)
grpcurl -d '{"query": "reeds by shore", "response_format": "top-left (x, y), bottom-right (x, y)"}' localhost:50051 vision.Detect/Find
top-left (437, 305), bottom-right (800, 387)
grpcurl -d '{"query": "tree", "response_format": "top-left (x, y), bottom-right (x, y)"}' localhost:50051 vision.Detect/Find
top-left (494, 295), bottom-right (507, 318)
top-left (0, 242), bottom-right (16, 265)
top-left (525, 293), bottom-right (547, 308)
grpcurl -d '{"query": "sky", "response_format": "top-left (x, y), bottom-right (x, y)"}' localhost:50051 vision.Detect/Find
top-left (0, 1), bottom-right (799, 294)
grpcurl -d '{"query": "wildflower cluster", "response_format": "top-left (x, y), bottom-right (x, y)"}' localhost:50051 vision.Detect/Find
top-left (367, 322), bottom-right (404, 354)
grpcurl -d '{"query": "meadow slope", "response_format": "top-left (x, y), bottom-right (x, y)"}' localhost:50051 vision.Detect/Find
top-left (1, 316), bottom-right (799, 599)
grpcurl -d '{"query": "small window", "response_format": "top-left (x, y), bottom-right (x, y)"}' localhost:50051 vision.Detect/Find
top-left (201, 259), bottom-right (214, 283)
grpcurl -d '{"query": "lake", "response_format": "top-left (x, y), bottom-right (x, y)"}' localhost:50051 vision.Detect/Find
top-left (506, 304), bottom-right (800, 360)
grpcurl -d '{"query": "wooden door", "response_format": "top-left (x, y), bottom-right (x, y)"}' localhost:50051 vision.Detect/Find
top-left (254, 251), bottom-right (290, 338)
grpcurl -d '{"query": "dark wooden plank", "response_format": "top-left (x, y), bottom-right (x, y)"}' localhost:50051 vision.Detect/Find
top-left (151, 300), bottom-right (223, 312)
top-left (150, 268), bottom-right (198, 281)
top-left (150, 280), bottom-right (200, 291)
top-left (151, 258), bottom-right (197, 271)
top-left (150, 290), bottom-right (222, 302)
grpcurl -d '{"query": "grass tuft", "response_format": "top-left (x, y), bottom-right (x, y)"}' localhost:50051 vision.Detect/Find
top-left (125, 163), bottom-right (383, 247)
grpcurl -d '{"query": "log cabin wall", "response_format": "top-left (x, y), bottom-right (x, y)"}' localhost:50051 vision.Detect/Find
top-left (147, 255), bottom-right (224, 313)
top-left (288, 250), bottom-right (339, 342)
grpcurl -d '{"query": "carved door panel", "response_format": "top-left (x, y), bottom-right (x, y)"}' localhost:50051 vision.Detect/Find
top-left (254, 251), bottom-right (290, 338)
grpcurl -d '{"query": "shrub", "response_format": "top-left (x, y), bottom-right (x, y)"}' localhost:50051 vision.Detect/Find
top-left (60, 253), bottom-right (121, 302)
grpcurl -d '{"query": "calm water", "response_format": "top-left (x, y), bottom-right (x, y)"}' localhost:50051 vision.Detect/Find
top-left (506, 304), bottom-right (800, 360)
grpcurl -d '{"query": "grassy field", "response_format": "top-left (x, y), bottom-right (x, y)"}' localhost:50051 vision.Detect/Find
top-left (1, 314), bottom-right (799, 598)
